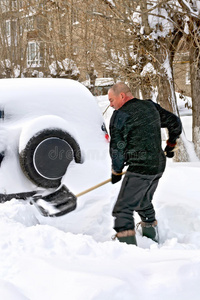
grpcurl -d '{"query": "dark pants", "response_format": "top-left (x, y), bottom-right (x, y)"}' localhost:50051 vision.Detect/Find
top-left (112, 171), bottom-right (163, 232)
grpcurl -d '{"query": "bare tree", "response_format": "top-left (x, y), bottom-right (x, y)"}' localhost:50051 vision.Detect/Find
top-left (177, 0), bottom-right (200, 159)
top-left (0, 0), bottom-right (24, 77)
top-left (189, 30), bottom-right (200, 158)
top-left (87, 0), bottom-right (191, 160)
top-left (0, 0), bottom-right (81, 78)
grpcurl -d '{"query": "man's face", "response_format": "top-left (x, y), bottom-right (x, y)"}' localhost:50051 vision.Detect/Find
top-left (108, 90), bottom-right (124, 110)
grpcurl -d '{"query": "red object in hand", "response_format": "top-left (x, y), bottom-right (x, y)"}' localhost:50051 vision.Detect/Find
top-left (105, 133), bottom-right (110, 142)
top-left (166, 140), bottom-right (176, 148)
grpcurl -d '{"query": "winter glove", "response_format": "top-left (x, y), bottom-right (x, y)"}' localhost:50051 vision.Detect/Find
top-left (111, 172), bottom-right (122, 184)
top-left (164, 140), bottom-right (176, 158)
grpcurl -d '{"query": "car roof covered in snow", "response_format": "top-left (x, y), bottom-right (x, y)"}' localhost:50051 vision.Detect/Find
top-left (0, 78), bottom-right (103, 125)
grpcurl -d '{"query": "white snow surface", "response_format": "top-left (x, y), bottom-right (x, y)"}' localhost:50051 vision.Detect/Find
top-left (1, 82), bottom-right (200, 300)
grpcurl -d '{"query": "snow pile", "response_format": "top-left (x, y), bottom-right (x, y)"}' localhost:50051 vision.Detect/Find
top-left (0, 85), bottom-right (200, 300)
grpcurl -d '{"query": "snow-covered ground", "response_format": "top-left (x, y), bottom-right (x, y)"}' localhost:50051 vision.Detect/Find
top-left (1, 89), bottom-right (200, 300)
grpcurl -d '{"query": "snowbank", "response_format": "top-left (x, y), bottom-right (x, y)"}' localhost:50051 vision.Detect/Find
top-left (0, 88), bottom-right (200, 300)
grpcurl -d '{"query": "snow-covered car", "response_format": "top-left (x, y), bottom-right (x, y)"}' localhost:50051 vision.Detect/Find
top-left (0, 78), bottom-right (110, 216)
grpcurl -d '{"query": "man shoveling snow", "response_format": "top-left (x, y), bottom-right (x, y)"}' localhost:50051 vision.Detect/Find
top-left (108, 82), bottom-right (182, 245)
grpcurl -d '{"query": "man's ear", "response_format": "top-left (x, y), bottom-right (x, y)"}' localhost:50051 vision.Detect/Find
top-left (120, 92), bottom-right (124, 99)
top-left (121, 92), bottom-right (126, 103)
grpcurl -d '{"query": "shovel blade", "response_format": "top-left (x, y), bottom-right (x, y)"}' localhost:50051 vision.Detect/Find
top-left (0, 191), bottom-right (37, 202)
top-left (0, 185), bottom-right (77, 217)
top-left (32, 185), bottom-right (77, 217)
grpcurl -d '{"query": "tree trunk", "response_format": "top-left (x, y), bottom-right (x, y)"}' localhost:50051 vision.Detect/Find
top-left (190, 40), bottom-right (200, 159)
top-left (154, 46), bottom-right (191, 161)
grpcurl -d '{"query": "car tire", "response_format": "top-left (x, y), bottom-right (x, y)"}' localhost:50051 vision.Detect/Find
top-left (19, 128), bottom-right (81, 188)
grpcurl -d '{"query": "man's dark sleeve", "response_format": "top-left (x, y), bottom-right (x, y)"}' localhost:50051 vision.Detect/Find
top-left (152, 102), bottom-right (182, 144)
top-left (109, 111), bottom-right (128, 173)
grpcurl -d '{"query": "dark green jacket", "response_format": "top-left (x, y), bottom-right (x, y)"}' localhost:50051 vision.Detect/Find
top-left (109, 98), bottom-right (182, 175)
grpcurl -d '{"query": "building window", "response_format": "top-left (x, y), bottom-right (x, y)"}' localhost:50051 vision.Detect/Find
top-left (20, 24), bottom-right (23, 35)
top-left (27, 41), bottom-right (40, 66)
top-left (11, 19), bottom-right (18, 45)
top-left (20, 47), bottom-right (24, 60)
top-left (186, 64), bottom-right (190, 85)
top-left (12, 0), bottom-right (17, 10)
top-left (5, 20), bottom-right (11, 37)
top-left (2, 0), bottom-right (9, 12)
top-left (73, 46), bottom-right (78, 55)
top-left (72, 8), bottom-right (78, 24)
top-left (19, 1), bottom-right (25, 10)
top-left (26, 17), bottom-right (34, 31)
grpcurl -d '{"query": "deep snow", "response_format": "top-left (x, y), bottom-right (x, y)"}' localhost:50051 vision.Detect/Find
top-left (0, 84), bottom-right (200, 300)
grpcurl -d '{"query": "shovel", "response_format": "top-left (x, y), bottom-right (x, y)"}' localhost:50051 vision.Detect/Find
top-left (0, 186), bottom-right (76, 217)
top-left (0, 172), bottom-right (126, 217)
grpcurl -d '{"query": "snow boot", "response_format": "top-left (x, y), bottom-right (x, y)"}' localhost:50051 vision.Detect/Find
top-left (138, 221), bottom-right (158, 242)
top-left (114, 230), bottom-right (137, 245)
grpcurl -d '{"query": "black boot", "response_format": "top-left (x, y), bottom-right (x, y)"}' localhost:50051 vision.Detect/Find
top-left (117, 235), bottom-right (137, 245)
top-left (139, 221), bottom-right (159, 242)
top-left (114, 230), bottom-right (137, 246)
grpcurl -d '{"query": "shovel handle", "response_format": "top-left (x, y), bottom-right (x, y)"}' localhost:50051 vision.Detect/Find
top-left (76, 171), bottom-right (126, 198)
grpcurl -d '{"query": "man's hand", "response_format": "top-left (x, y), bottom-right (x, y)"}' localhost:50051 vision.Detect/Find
top-left (111, 170), bottom-right (122, 184)
top-left (164, 140), bottom-right (176, 158)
